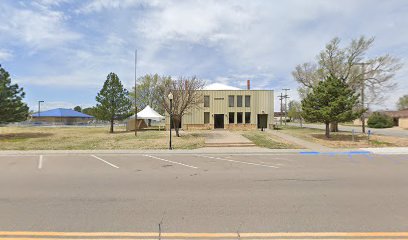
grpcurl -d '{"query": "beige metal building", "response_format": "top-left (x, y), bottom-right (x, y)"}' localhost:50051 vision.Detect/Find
top-left (167, 82), bottom-right (274, 130)
top-left (353, 109), bottom-right (408, 129)
top-left (383, 109), bottom-right (408, 128)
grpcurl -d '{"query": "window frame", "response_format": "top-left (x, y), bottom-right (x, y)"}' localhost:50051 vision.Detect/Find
top-left (237, 95), bottom-right (243, 107)
top-left (245, 95), bottom-right (251, 107)
top-left (228, 95), bottom-right (235, 107)
top-left (204, 95), bottom-right (210, 107)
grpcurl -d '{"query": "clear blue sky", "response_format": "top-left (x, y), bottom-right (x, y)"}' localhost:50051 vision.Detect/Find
top-left (0, 0), bottom-right (407, 111)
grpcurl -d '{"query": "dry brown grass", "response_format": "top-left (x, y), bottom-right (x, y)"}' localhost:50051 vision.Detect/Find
top-left (0, 126), bottom-right (206, 150)
top-left (280, 126), bottom-right (408, 148)
top-left (241, 131), bottom-right (301, 149)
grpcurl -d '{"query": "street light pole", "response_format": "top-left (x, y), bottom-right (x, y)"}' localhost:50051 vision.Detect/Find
top-left (168, 92), bottom-right (173, 150)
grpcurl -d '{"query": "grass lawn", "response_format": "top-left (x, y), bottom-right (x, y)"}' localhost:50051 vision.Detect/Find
top-left (242, 131), bottom-right (301, 149)
top-left (279, 126), bottom-right (408, 148)
top-left (0, 126), bottom-right (206, 150)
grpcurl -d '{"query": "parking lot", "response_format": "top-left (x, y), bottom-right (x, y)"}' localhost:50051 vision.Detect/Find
top-left (0, 152), bottom-right (407, 233)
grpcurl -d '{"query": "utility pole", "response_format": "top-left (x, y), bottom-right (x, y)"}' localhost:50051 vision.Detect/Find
top-left (356, 62), bottom-right (367, 133)
top-left (134, 50), bottom-right (138, 136)
top-left (282, 88), bottom-right (290, 125)
top-left (278, 93), bottom-right (284, 126)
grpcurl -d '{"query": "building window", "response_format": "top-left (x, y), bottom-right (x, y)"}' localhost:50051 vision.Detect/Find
top-left (204, 112), bottom-right (210, 124)
top-left (204, 96), bottom-right (210, 107)
top-left (245, 112), bottom-right (251, 124)
top-left (229, 112), bottom-right (235, 124)
top-left (228, 95), bottom-right (234, 107)
top-left (245, 95), bottom-right (251, 107)
top-left (237, 95), bottom-right (243, 107)
top-left (237, 112), bottom-right (243, 124)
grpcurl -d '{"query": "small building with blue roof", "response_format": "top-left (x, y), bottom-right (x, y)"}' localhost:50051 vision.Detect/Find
top-left (31, 108), bottom-right (94, 125)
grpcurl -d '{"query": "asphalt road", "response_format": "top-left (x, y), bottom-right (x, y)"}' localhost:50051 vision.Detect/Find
top-left (0, 152), bottom-right (407, 235)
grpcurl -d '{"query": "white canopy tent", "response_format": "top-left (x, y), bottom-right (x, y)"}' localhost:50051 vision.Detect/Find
top-left (126, 105), bottom-right (165, 131)
top-left (129, 105), bottom-right (164, 121)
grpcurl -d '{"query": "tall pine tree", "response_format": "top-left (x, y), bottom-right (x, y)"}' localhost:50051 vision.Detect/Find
top-left (302, 75), bottom-right (361, 138)
top-left (0, 65), bottom-right (29, 124)
top-left (95, 72), bottom-right (132, 133)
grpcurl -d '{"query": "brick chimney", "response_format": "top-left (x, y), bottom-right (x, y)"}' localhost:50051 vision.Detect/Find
top-left (247, 80), bottom-right (250, 90)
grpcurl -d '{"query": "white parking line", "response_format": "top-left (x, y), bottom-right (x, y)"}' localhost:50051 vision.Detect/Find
top-left (196, 155), bottom-right (279, 168)
top-left (90, 155), bottom-right (119, 169)
top-left (271, 157), bottom-right (293, 161)
top-left (144, 155), bottom-right (198, 169)
top-left (38, 155), bottom-right (43, 169)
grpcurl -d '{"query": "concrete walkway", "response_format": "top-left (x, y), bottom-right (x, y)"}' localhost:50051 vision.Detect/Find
top-left (267, 129), bottom-right (332, 151)
top-left (205, 130), bottom-right (256, 147)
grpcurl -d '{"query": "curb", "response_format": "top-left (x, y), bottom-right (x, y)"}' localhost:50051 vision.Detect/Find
top-left (0, 147), bottom-right (407, 156)
top-left (0, 148), bottom-right (307, 155)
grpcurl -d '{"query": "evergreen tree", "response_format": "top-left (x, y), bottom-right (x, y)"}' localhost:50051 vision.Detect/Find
top-left (293, 36), bottom-right (402, 132)
top-left (82, 107), bottom-right (98, 116)
top-left (73, 106), bottom-right (82, 112)
top-left (0, 65), bottom-right (29, 124)
top-left (367, 112), bottom-right (394, 128)
top-left (301, 75), bottom-right (361, 138)
top-left (95, 72), bottom-right (132, 133)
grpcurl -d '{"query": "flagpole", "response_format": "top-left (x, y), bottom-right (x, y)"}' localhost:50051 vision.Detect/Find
top-left (134, 49), bottom-right (138, 136)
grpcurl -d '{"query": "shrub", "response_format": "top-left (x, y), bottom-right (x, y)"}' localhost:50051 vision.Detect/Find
top-left (367, 112), bottom-right (394, 128)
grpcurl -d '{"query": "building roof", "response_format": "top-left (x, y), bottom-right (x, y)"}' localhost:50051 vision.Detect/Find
top-left (32, 108), bottom-right (94, 118)
top-left (129, 105), bottom-right (164, 121)
top-left (203, 83), bottom-right (241, 90)
top-left (382, 109), bottom-right (408, 118)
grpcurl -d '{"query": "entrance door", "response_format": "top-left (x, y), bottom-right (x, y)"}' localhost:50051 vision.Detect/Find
top-left (393, 117), bottom-right (399, 126)
top-left (214, 114), bottom-right (224, 129)
top-left (257, 114), bottom-right (268, 128)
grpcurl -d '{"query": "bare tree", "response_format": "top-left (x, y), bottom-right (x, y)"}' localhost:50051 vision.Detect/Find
top-left (293, 36), bottom-right (402, 131)
top-left (130, 74), bottom-right (163, 114)
top-left (130, 74), bottom-right (164, 126)
top-left (292, 62), bottom-right (322, 99)
top-left (397, 95), bottom-right (408, 110)
top-left (157, 76), bottom-right (205, 137)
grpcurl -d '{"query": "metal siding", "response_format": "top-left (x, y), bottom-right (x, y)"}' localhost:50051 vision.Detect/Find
top-left (177, 90), bottom-right (274, 127)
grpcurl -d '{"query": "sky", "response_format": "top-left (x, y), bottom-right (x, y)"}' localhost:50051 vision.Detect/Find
top-left (0, 0), bottom-right (407, 111)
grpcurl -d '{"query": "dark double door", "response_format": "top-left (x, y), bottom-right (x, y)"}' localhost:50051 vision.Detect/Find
top-left (257, 114), bottom-right (268, 128)
top-left (214, 114), bottom-right (224, 129)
